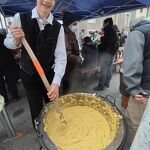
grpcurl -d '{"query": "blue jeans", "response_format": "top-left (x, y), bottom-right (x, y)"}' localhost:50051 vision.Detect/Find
top-left (98, 52), bottom-right (114, 87)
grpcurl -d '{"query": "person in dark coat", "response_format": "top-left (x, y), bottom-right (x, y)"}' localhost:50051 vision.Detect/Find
top-left (62, 10), bottom-right (81, 94)
top-left (0, 29), bottom-right (19, 104)
top-left (82, 36), bottom-right (98, 69)
top-left (94, 17), bottom-right (118, 90)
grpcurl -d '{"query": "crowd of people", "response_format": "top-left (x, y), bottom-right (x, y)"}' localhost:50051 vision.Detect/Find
top-left (0, 0), bottom-right (149, 149)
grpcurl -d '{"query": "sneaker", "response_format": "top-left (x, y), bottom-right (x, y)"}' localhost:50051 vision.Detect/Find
top-left (93, 86), bottom-right (105, 91)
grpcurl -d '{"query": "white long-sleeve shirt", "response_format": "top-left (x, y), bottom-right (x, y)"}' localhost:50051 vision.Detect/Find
top-left (4, 7), bottom-right (67, 86)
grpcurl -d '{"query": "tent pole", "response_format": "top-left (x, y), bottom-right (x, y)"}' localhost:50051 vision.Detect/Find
top-left (146, 7), bottom-right (150, 17)
top-left (2, 15), bottom-right (8, 33)
top-left (53, 0), bottom-right (64, 14)
top-left (103, 0), bottom-right (135, 16)
top-left (0, 7), bottom-right (8, 32)
top-left (0, 15), bottom-right (4, 28)
top-left (64, 0), bottom-right (100, 19)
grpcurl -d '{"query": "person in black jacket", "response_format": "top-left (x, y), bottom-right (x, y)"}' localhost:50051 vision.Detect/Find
top-left (82, 36), bottom-right (98, 69)
top-left (93, 18), bottom-right (118, 90)
top-left (0, 29), bottom-right (19, 104)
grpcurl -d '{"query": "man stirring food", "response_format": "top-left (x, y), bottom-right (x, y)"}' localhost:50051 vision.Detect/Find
top-left (4, 0), bottom-right (67, 125)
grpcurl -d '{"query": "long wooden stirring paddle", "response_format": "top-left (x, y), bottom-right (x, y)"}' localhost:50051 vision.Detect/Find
top-left (21, 38), bottom-right (67, 125)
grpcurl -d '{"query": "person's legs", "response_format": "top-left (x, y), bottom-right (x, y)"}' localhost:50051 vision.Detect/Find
top-left (98, 53), bottom-right (108, 88)
top-left (125, 97), bottom-right (146, 129)
top-left (125, 97), bottom-right (147, 147)
top-left (105, 54), bottom-right (114, 87)
top-left (0, 71), bottom-right (9, 103)
top-left (4, 67), bottom-right (19, 100)
top-left (21, 70), bottom-right (43, 124)
top-left (93, 53), bottom-right (111, 90)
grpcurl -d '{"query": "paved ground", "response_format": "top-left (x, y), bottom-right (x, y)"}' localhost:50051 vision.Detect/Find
top-left (0, 69), bottom-right (128, 150)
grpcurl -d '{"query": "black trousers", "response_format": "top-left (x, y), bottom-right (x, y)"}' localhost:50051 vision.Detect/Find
top-left (21, 69), bottom-right (54, 124)
top-left (0, 71), bottom-right (9, 103)
top-left (0, 67), bottom-right (19, 103)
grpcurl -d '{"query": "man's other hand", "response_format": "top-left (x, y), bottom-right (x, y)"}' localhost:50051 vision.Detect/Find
top-left (133, 92), bottom-right (148, 104)
top-left (47, 84), bottom-right (59, 101)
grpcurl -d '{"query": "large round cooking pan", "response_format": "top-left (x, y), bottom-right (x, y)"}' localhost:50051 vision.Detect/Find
top-left (35, 93), bottom-right (127, 150)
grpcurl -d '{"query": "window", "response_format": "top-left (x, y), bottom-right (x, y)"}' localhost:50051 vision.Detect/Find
top-left (124, 13), bottom-right (131, 27)
top-left (140, 8), bottom-right (143, 13)
top-left (115, 14), bottom-right (119, 25)
top-left (87, 19), bottom-right (96, 24)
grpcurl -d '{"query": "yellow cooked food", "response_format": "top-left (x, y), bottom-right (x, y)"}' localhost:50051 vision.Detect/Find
top-left (44, 105), bottom-right (117, 150)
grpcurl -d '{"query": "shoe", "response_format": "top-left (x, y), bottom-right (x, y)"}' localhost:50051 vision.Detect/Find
top-left (93, 86), bottom-right (104, 91)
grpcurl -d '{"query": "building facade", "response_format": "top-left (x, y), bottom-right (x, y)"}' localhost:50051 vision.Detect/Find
top-left (78, 7), bottom-right (150, 35)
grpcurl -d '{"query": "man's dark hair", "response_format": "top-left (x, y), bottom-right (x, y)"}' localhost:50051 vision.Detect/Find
top-left (84, 36), bottom-right (92, 44)
top-left (62, 9), bottom-right (77, 26)
top-left (104, 17), bottom-right (113, 26)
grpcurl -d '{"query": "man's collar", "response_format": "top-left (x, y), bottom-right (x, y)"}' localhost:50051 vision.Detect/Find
top-left (31, 7), bottom-right (53, 25)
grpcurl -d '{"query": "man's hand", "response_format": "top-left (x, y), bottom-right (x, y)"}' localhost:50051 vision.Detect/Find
top-left (133, 92), bottom-right (148, 104)
top-left (10, 27), bottom-right (25, 46)
top-left (47, 84), bottom-right (59, 101)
